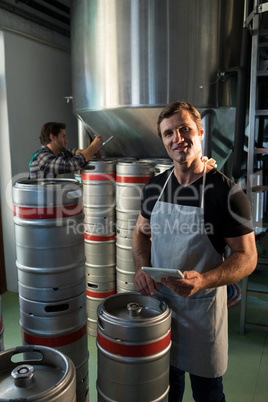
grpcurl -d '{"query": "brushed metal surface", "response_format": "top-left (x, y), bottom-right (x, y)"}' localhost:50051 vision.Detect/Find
top-left (70, 0), bottom-right (244, 158)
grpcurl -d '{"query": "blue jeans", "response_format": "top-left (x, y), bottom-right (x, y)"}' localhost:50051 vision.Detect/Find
top-left (168, 365), bottom-right (226, 402)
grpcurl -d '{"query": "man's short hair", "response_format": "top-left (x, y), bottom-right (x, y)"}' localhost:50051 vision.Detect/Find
top-left (157, 101), bottom-right (203, 139)
top-left (40, 122), bottom-right (66, 145)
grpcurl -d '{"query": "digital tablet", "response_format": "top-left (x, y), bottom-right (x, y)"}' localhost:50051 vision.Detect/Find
top-left (141, 267), bottom-right (184, 282)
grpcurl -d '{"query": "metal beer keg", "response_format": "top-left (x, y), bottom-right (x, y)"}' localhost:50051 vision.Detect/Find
top-left (116, 236), bottom-right (136, 293)
top-left (97, 293), bottom-right (171, 401)
top-left (116, 209), bottom-right (139, 239)
top-left (116, 267), bottom-right (136, 293)
top-left (116, 161), bottom-right (154, 212)
top-left (84, 233), bottom-right (116, 266)
top-left (0, 345), bottom-right (76, 401)
top-left (154, 161), bottom-right (174, 175)
top-left (82, 160), bottom-right (116, 209)
top-left (13, 179), bottom-right (85, 269)
top-left (13, 178), bottom-right (88, 401)
top-left (86, 280), bottom-right (116, 337)
top-left (116, 236), bottom-right (135, 272)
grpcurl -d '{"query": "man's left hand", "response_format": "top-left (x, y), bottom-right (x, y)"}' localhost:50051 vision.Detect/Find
top-left (161, 270), bottom-right (203, 298)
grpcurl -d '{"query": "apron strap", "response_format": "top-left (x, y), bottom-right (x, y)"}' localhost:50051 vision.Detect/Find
top-left (200, 156), bottom-right (217, 210)
top-left (158, 167), bottom-right (175, 201)
top-left (158, 157), bottom-right (217, 209)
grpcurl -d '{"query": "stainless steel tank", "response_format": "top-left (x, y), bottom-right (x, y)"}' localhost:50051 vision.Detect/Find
top-left (70, 0), bottom-right (244, 158)
top-left (97, 293), bottom-right (172, 401)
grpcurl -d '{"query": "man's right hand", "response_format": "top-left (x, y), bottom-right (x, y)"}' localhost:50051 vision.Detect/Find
top-left (133, 268), bottom-right (158, 296)
top-left (91, 135), bottom-right (103, 152)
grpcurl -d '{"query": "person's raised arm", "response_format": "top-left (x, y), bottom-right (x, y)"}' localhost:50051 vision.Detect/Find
top-left (75, 135), bottom-right (103, 162)
top-left (132, 213), bottom-right (158, 296)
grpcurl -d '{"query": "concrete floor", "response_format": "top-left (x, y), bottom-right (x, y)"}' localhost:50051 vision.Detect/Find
top-left (1, 269), bottom-right (268, 401)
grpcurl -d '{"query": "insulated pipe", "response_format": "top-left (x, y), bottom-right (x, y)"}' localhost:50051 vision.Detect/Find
top-left (77, 119), bottom-right (91, 150)
top-left (232, 25), bottom-right (251, 179)
top-left (201, 110), bottom-right (216, 159)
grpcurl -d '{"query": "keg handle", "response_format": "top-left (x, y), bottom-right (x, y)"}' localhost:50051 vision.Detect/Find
top-left (84, 165), bottom-right (96, 171)
top-left (40, 180), bottom-right (57, 185)
top-left (127, 302), bottom-right (143, 317)
top-left (66, 190), bottom-right (82, 199)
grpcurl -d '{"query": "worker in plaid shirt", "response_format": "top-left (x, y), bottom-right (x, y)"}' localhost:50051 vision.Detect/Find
top-left (29, 122), bottom-right (103, 179)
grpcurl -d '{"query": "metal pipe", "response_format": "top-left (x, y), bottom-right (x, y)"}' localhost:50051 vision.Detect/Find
top-left (201, 110), bottom-right (216, 159)
top-left (232, 24), bottom-right (251, 178)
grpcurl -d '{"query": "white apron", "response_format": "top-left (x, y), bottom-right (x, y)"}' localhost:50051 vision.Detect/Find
top-left (151, 167), bottom-right (228, 378)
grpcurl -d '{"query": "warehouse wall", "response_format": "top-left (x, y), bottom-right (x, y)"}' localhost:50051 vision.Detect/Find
top-left (0, 10), bottom-right (77, 291)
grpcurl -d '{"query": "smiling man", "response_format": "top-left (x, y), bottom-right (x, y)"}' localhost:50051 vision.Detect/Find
top-left (132, 101), bottom-right (257, 402)
top-left (29, 122), bottom-right (103, 179)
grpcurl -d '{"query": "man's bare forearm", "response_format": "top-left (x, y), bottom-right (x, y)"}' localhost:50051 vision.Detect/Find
top-left (201, 249), bottom-right (257, 289)
top-left (132, 230), bottom-right (151, 273)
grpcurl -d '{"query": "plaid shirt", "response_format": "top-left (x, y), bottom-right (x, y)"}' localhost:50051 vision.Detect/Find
top-left (29, 145), bottom-right (86, 179)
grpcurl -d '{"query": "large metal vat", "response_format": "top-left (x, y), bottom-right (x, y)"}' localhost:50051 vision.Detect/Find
top-left (71, 0), bottom-right (244, 158)
top-left (97, 293), bottom-right (172, 401)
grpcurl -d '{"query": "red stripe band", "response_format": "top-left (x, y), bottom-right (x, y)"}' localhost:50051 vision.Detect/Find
top-left (82, 173), bottom-right (115, 181)
top-left (86, 289), bottom-right (116, 298)
top-left (97, 330), bottom-right (171, 357)
top-left (116, 176), bottom-right (151, 184)
top-left (21, 323), bottom-right (87, 347)
top-left (14, 203), bottom-right (83, 219)
top-left (84, 233), bottom-right (116, 241)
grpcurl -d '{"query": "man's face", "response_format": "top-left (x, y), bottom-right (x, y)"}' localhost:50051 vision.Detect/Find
top-left (53, 129), bottom-right (68, 152)
top-left (160, 111), bottom-right (204, 165)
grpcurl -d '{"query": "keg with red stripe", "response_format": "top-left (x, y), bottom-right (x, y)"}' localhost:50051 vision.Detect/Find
top-left (84, 233), bottom-right (116, 266)
top-left (21, 296), bottom-right (89, 401)
top-left (116, 161), bottom-right (154, 212)
top-left (97, 293), bottom-right (171, 401)
top-left (75, 168), bottom-right (82, 183)
top-left (13, 179), bottom-right (88, 402)
top-left (13, 179), bottom-right (85, 269)
top-left (82, 160), bottom-right (116, 209)
top-left (86, 280), bottom-right (116, 336)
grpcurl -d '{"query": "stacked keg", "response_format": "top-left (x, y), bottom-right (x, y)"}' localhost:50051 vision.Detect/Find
top-left (116, 161), bottom-right (154, 293)
top-left (154, 160), bottom-right (174, 175)
top-left (82, 160), bottom-right (117, 336)
top-left (13, 179), bottom-right (89, 402)
top-left (97, 292), bottom-right (172, 401)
